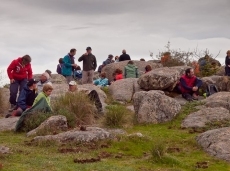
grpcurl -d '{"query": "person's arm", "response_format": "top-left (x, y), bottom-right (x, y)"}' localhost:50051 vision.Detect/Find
top-left (78, 54), bottom-right (85, 62)
top-left (63, 56), bottom-right (72, 67)
top-left (17, 89), bottom-right (27, 111)
top-left (7, 60), bottom-right (16, 80)
top-left (180, 78), bottom-right (193, 91)
top-left (195, 78), bottom-right (203, 88)
top-left (136, 68), bottom-right (139, 78)
top-left (119, 55), bottom-right (122, 61)
top-left (27, 64), bottom-right (33, 79)
top-left (32, 93), bottom-right (43, 106)
top-left (93, 56), bottom-right (97, 71)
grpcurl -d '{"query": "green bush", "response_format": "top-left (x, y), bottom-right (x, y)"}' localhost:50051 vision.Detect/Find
top-left (104, 105), bottom-right (127, 128)
top-left (52, 92), bottom-right (95, 127)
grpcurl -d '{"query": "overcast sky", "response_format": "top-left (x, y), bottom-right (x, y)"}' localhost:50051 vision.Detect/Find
top-left (0, 0), bottom-right (230, 84)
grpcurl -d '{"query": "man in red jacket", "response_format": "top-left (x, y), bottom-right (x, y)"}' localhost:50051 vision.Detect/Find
top-left (7, 55), bottom-right (33, 111)
top-left (179, 68), bottom-right (202, 101)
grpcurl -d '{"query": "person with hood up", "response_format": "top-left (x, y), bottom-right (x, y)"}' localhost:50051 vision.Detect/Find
top-left (124, 61), bottom-right (139, 78)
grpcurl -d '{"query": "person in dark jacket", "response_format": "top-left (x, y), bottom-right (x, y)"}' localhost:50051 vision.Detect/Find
top-left (7, 55), bottom-right (33, 111)
top-left (56, 58), bottom-right (64, 75)
top-left (103, 54), bottom-right (114, 65)
top-left (6, 79), bottom-right (38, 118)
top-left (62, 49), bottom-right (78, 83)
top-left (78, 47), bottom-right (97, 84)
top-left (179, 68), bottom-right (203, 101)
top-left (225, 50), bottom-right (230, 76)
top-left (119, 49), bottom-right (131, 61)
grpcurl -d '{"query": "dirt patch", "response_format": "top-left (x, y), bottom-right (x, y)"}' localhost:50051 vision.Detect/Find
top-left (167, 147), bottom-right (181, 153)
top-left (58, 147), bottom-right (87, 153)
top-left (196, 161), bottom-right (209, 169)
top-left (98, 151), bottom-right (112, 159)
top-left (74, 157), bottom-right (101, 164)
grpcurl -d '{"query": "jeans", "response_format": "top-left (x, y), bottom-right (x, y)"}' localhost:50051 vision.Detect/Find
top-left (9, 79), bottom-right (27, 105)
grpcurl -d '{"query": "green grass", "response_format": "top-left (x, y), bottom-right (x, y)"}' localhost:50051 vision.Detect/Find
top-left (0, 102), bottom-right (230, 171)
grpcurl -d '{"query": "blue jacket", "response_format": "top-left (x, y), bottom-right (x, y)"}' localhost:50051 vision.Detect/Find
top-left (17, 85), bottom-right (37, 111)
top-left (62, 54), bottom-right (74, 76)
top-left (94, 78), bottom-right (108, 87)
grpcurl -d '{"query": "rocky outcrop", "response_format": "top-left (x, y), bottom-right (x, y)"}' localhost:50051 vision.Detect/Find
top-left (102, 60), bottom-right (162, 82)
top-left (27, 115), bottom-right (68, 137)
top-left (181, 107), bottom-right (230, 128)
top-left (138, 66), bottom-right (190, 91)
top-left (196, 127), bottom-right (230, 162)
top-left (133, 90), bottom-right (181, 124)
top-left (109, 78), bottom-right (141, 102)
top-left (0, 117), bottom-right (19, 132)
top-left (201, 76), bottom-right (230, 92)
top-left (0, 146), bottom-right (10, 154)
top-left (216, 66), bottom-right (225, 76)
top-left (33, 127), bottom-right (111, 143)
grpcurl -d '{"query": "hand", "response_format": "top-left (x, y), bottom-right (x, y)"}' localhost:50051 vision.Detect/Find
top-left (228, 65), bottom-right (230, 67)
top-left (84, 52), bottom-right (88, 56)
top-left (192, 86), bottom-right (198, 91)
top-left (10, 79), bottom-right (15, 84)
top-left (72, 64), bottom-right (78, 67)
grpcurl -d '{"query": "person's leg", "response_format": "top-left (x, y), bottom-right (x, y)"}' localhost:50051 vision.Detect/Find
top-left (19, 79), bottom-right (27, 92)
top-left (88, 90), bottom-right (102, 113)
top-left (9, 80), bottom-right (20, 106)
top-left (82, 71), bottom-right (88, 84)
top-left (182, 93), bottom-right (193, 101)
top-left (88, 70), bottom-right (94, 84)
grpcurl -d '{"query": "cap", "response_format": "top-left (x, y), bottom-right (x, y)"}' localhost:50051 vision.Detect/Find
top-left (45, 69), bottom-right (52, 77)
top-left (69, 81), bottom-right (77, 86)
top-left (86, 47), bottom-right (92, 50)
top-left (27, 78), bottom-right (39, 86)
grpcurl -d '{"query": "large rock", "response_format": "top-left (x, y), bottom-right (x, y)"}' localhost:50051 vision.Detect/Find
top-left (133, 90), bottom-right (181, 124)
top-left (102, 60), bottom-right (162, 82)
top-left (181, 107), bottom-right (230, 128)
top-left (196, 127), bottom-right (230, 162)
top-left (138, 66), bottom-right (190, 91)
top-left (109, 78), bottom-right (141, 102)
top-left (33, 127), bottom-right (111, 143)
top-left (27, 115), bottom-right (68, 137)
top-left (0, 146), bottom-right (10, 154)
top-left (201, 76), bottom-right (230, 92)
top-left (0, 117), bottom-right (19, 132)
top-left (216, 66), bottom-right (225, 76)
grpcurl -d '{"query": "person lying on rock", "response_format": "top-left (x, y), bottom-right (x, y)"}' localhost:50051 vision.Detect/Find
top-left (179, 68), bottom-right (203, 101)
top-left (5, 79), bottom-right (38, 118)
top-left (93, 72), bottom-right (108, 87)
top-left (124, 61), bottom-right (139, 78)
top-left (37, 72), bottom-right (52, 94)
top-left (68, 81), bottom-right (103, 113)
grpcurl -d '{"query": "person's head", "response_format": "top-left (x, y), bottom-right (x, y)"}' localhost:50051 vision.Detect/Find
top-left (127, 60), bottom-right (134, 65)
top-left (115, 68), bottom-right (123, 74)
top-left (185, 68), bottom-right (194, 77)
top-left (108, 54), bottom-right (113, 60)
top-left (100, 72), bottom-right (106, 78)
top-left (145, 65), bottom-right (152, 72)
top-left (68, 81), bottom-right (77, 92)
top-left (42, 84), bottom-right (53, 96)
top-left (59, 58), bottom-right (63, 64)
top-left (40, 72), bottom-right (50, 82)
top-left (21, 55), bottom-right (31, 65)
top-left (45, 70), bottom-right (52, 77)
top-left (86, 47), bottom-right (92, 54)
top-left (75, 66), bottom-right (81, 70)
top-left (227, 50), bottom-right (230, 57)
top-left (27, 78), bottom-right (39, 90)
top-left (115, 56), bottom-right (119, 60)
top-left (122, 49), bottom-right (126, 54)
top-left (140, 58), bottom-right (145, 61)
top-left (69, 48), bottom-right (76, 56)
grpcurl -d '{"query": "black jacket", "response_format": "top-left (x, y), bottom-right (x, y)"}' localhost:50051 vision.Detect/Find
top-left (225, 56), bottom-right (230, 66)
top-left (119, 53), bottom-right (131, 61)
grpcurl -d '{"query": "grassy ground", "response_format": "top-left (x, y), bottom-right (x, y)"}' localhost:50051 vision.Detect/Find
top-left (0, 101), bottom-right (230, 171)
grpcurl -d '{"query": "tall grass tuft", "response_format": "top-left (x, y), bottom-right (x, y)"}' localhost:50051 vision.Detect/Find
top-left (52, 92), bottom-right (95, 127)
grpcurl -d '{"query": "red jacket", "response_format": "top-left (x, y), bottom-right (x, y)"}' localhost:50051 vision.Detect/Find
top-left (179, 74), bottom-right (197, 94)
top-left (115, 74), bottom-right (123, 80)
top-left (7, 57), bottom-right (33, 80)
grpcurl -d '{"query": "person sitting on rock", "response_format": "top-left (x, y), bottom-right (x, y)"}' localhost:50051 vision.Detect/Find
top-left (145, 65), bottom-right (152, 73)
top-left (37, 72), bottom-right (52, 94)
top-left (93, 72), bottom-right (108, 87)
top-left (119, 49), bottom-right (131, 61)
top-left (5, 79), bottom-right (38, 118)
top-left (225, 50), bottom-right (230, 76)
top-left (112, 68), bottom-right (123, 82)
top-left (179, 68), bottom-right (203, 101)
top-left (56, 58), bottom-right (64, 75)
top-left (68, 81), bottom-right (103, 113)
top-left (33, 84), bottom-right (53, 108)
top-left (124, 61), bottom-right (139, 78)
top-left (115, 56), bottom-right (119, 62)
top-left (103, 54), bottom-right (114, 65)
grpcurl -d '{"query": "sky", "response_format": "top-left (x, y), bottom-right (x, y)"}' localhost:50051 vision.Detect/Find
top-left (0, 0), bottom-right (230, 85)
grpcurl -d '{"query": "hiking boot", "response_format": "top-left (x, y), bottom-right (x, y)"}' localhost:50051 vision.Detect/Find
top-left (192, 94), bottom-right (198, 100)
top-left (182, 93), bottom-right (193, 102)
top-left (8, 104), bottom-right (16, 112)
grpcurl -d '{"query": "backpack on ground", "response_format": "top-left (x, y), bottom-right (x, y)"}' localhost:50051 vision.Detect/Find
top-left (206, 84), bottom-right (218, 97)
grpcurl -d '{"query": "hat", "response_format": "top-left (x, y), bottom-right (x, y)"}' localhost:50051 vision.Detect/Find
top-left (69, 81), bottom-right (77, 86)
top-left (86, 47), bottom-right (92, 50)
top-left (45, 70), bottom-right (52, 77)
top-left (108, 54), bottom-right (113, 58)
top-left (42, 72), bottom-right (50, 80)
top-left (27, 78), bottom-right (39, 86)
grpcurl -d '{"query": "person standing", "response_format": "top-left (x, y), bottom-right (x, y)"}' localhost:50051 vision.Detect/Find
top-left (225, 50), bottom-right (230, 76)
top-left (119, 49), bottom-right (131, 61)
top-left (78, 47), bottom-right (97, 84)
top-left (56, 58), bottom-right (64, 75)
top-left (7, 55), bottom-right (33, 111)
top-left (62, 49), bottom-right (78, 83)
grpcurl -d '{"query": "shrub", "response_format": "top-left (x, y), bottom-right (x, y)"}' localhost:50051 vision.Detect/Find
top-left (104, 105), bottom-right (127, 128)
top-left (52, 92), bottom-right (95, 127)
